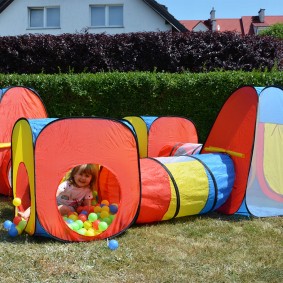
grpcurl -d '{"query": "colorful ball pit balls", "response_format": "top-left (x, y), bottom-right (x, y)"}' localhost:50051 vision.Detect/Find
top-left (98, 221), bottom-right (108, 232)
top-left (3, 220), bottom-right (13, 230)
top-left (88, 212), bottom-right (98, 222)
top-left (109, 204), bottom-right (118, 214)
top-left (78, 213), bottom-right (87, 222)
top-left (92, 220), bottom-right (101, 230)
top-left (108, 239), bottom-right (119, 250)
top-left (101, 199), bottom-right (109, 206)
top-left (8, 224), bottom-right (18, 237)
top-left (12, 197), bottom-right (21, 207)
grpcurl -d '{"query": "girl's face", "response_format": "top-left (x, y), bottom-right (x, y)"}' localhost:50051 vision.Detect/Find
top-left (73, 170), bottom-right (92, 188)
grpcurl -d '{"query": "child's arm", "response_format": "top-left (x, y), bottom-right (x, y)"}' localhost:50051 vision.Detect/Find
top-left (83, 199), bottom-right (92, 206)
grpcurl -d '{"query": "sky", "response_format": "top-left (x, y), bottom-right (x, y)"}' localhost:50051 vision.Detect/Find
top-left (157, 0), bottom-right (283, 20)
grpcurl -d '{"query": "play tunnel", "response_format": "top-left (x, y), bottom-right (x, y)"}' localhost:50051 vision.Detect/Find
top-left (100, 153), bottom-right (235, 224)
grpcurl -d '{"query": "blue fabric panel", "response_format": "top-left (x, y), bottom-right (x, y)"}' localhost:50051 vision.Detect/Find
top-left (259, 87), bottom-right (283, 124)
top-left (195, 153), bottom-right (235, 211)
top-left (235, 197), bottom-right (250, 216)
top-left (255, 86), bottom-right (264, 96)
top-left (35, 218), bottom-right (52, 238)
top-left (28, 118), bottom-right (58, 143)
top-left (140, 116), bottom-right (158, 131)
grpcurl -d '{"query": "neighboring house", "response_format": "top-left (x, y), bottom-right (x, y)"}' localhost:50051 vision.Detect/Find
top-left (181, 8), bottom-right (283, 35)
top-left (0, 0), bottom-right (187, 36)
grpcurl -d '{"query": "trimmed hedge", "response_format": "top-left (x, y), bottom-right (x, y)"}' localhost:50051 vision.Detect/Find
top-left (0, 31), bottom-right (282, 73)
top-left (1, 71), bottom-right (282, 142)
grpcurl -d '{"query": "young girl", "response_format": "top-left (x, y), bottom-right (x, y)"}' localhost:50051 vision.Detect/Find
top-left (57, 163), bottom-right (97, 215)
top-left (19, 163), bottom-right (98, 219)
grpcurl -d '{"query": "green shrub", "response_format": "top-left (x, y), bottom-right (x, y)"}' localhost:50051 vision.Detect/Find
top-left (1, 71), bottom-right (282, 141)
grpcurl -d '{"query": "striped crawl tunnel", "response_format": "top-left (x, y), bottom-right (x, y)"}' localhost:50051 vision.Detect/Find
top-left (136, 153), bottom-right (235, 223)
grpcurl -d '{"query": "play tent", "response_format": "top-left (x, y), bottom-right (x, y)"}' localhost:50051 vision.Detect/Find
top-left (124, 116), bottom-right (198, 157)
top-left (201, 85), bottom-right (283, 217)
top-left (12, 117), bottom-right (141, 241)
top-left (0, 86), bottom-right (48, 196)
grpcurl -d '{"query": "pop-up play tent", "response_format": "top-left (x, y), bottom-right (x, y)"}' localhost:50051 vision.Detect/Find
top-left (123, 116), bottom-right (199, 157)
top-left (0, 87), bottom-right (47, 196)
top-left (201, 85), bottom-right (283, 217)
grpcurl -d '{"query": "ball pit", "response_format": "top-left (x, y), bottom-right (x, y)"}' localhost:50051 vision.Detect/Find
top-left (64, 201), bottom-right (119, 236)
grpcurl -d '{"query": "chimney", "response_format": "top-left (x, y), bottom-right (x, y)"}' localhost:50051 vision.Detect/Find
top-left (258, 8), bottom-right (265, 23)
top-left (210, 7), bottom-right (217, 31)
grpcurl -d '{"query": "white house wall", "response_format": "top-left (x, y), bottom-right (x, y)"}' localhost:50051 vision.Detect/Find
top-left (0, 0), bottom-right (172, 36)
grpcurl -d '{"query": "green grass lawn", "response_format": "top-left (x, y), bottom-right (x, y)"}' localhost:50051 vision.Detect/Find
top-left (0, 195), bottom-right (282, 283)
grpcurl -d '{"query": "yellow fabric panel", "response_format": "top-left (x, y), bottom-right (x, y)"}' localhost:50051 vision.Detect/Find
top-left (12, 120), bottom-right (35, 235)
top-left (124, 116), bottom-right (148, 158)
top-left (263, 123), bottom-right (283, 195)
top-left (162, 160), bottom-right (209, 219)
top-left (162, 179), bottom-right (177, 220)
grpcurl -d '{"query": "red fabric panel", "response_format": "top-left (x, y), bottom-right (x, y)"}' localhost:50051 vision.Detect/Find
top-left (136, 158), bottom-right (171, 223)
top-left (35, 118), bottom-right (140, 241)
top-left (0, 87), bottom-right (47, 195)
top-left (201, 86), bottom-right (258, 214)
top-left (98, 167), bottom-right (121, 204)
top-left (148, 117), bottom-right (198, 157)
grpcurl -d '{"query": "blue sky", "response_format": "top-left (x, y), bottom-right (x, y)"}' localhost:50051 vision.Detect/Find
top-left (157, 0), bottom-right (283, 20)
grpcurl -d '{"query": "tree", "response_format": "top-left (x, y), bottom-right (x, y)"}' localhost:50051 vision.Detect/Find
top-left (259, 23), bottom-right (283, 39)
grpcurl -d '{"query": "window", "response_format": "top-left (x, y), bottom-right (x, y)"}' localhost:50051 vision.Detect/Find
top-left (91, 5), bottom-right (123, 27)
top-left (29, 7), bottom-right (60, 28)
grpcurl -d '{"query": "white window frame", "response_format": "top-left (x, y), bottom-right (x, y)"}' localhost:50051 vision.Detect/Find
top-left (28, 6), bottom-right (60, 29)
top-left (90, 5), bottom-right (124, 28)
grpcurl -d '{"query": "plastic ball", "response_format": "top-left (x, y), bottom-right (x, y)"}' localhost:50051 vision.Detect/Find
top-left (3, 220), bottom-right (13, 230)
top-left (93, 206), bottom-right (102, 213)
top-left (68, 214), bottom-right (78, 221)
top-left (13, 216), bottom-right (23, 225)
top-left (77, 228), bottom-right (87, 235)
top-left (108, 239), bottom-right (119, 250)
top-left (101, 206), bottom-right (110, 213)
top-left (75, 220), bottom-right (84, 229)
top-left (109, 204), bottom-right (118, 214)
top-left (83, 220), bottom-right (92, 230)
top-left (85, 229), bottom-right (95, 237)
top-left (88, 212), bottom-right (98, 222)
top-left (101, 200), bottom-right (109, 206)
top-left (100, 210), bottom-right (109, 219)
top-left (12, 198), bottom-right (21, 207)
top-left (78, 214), bottom-right (87, 222)
top-left (8, 226), bottom-right (19, 237)
top-left (98, 221), bottom-right (108, 232)
top-left (92, 220), bottom-right (101, 230)
top-left (103, 217), bottom-right (112, 225)
top-left (70, 222), bottom-right (80, 231)
top-left (81, 210), bottom-right (88, 215)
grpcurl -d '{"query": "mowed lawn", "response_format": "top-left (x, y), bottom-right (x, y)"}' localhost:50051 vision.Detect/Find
top-left (0, 195), bottom-right (282, 283)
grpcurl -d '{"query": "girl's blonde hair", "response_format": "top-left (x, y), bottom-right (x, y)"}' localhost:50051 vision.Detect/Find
top-left (68, 164), bottom-right (98, 188)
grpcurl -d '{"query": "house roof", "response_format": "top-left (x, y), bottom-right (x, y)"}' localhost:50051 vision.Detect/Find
top-left (142, 0), bottom-right (187, 32)
top-left (0, 0), bottom-right (188, 32)
top-left (0, 0), bottom-right (13, 13)
top-left (181, 12), bottom-right (283, 35)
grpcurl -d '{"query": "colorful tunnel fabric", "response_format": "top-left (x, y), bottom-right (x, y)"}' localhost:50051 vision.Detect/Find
top-left (136, 153), bottom-right (234, 223)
